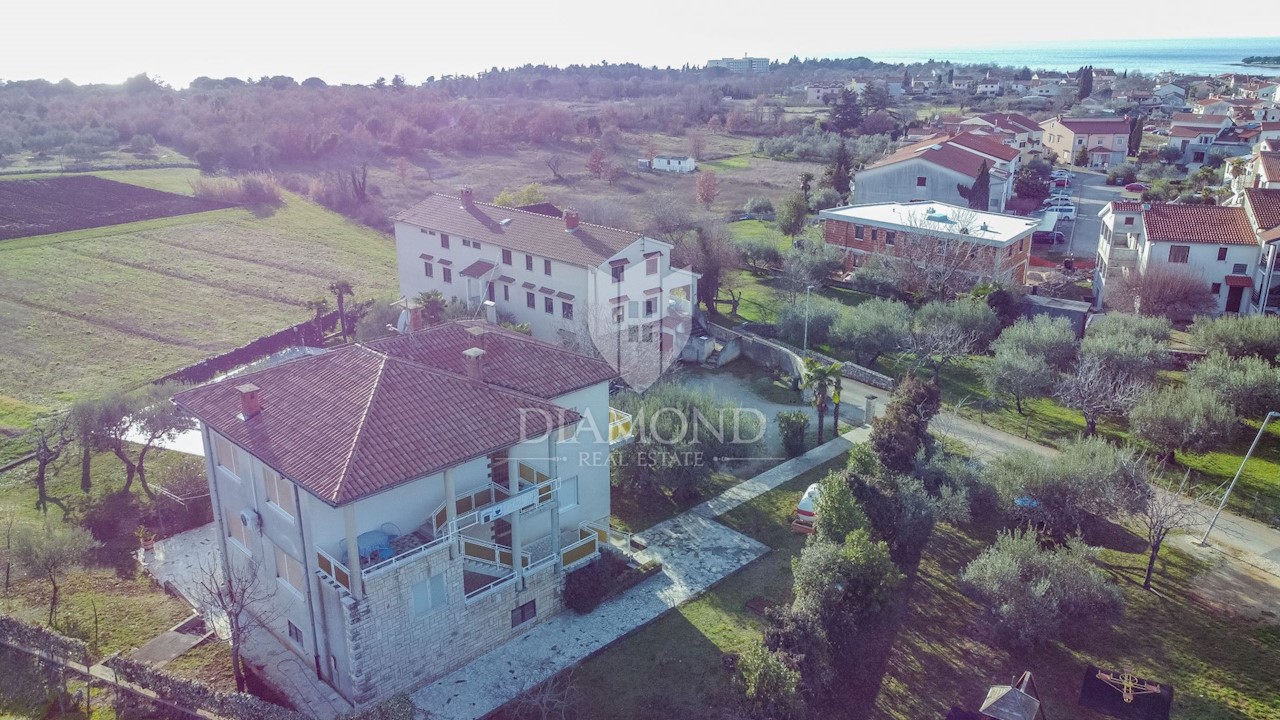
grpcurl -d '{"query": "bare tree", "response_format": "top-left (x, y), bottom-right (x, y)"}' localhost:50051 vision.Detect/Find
top-left (1112, 265), bottom-right (1217, 321)
top-left (854, 208), bottom-right (990, 302)
top-left (1055, 354), bottom-right (1145, 436)
top-left (194, 556), bottom-right (281, 692)
top-left (1125, 470), bottom-right (1213, 590)
top-left (545, 153), bottom-right (564, 181)
top-left (695, 170), bottom-right (720, 210)
top-left (511, 669), bottom-right (579, 720)
top-left (688, 131), bottom-right (706, 161)
top-left (27, 416), bottom-right (73, 513)
top-left (904, 299), bottom-right (1000, 375)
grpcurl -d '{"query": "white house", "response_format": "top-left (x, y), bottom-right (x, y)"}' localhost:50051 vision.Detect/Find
top-left (1243, 188), bottom-right (1280, 313)
top-left (1039, 116), bottom-right (1130, 168)
top-left (393, 190), bottom-right (698, 356)
top-left (172, 321), bottom-right (632, 705)
top-left (649, 155), bottom-right (697, 173)
top-left (853, 132), bottom-right (1018, 212)
top-left (1095, 201), bottom-right (1259, 314)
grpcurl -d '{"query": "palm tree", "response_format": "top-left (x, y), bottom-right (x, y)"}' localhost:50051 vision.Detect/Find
top-left (328, 280), bottom-right (354, 342)
top-left (303, 298), bottom-right (330, 344)
top-left (832, 375), bottom-right (843, 436)
top-left (415, 290), bottom-right (448, 326)
top-left (801, 358), bottom-right (843, 444)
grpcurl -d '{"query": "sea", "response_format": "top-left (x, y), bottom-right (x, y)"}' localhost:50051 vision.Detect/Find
top-left (867, 36), bottom-right (1280, 77)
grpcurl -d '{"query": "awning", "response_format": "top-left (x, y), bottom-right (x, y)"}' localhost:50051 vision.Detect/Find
top-left (522, 281), bottom-right (537, 289)
top-left (1225, 275), bottom-right (1253, 288)
top-left (644, 287), bottom-right (663, 296)
top-left (539, 286), bottom-right (554, 294)
top-left (610, 295), bottom-right (630, 304)
top-left (556, 291), bottom-right (575, 300)
top-left (437, 259), bottom-right (452, 266)
top-left (643, 250), bottom-right (663, 259)
top-left (418, 253), bottom-right (434, 261)
top-left (459, 259), bottom-right (496, 279)
top-left (497, 275), bottom-right (515, 283)
top-left (608, 258), bottom-right (631, 267)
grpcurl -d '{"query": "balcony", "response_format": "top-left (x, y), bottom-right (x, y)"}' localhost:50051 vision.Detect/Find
top-left (314, 475), bottom-right (560, 594)
top-left (609, 407), bottom-right (634, 445)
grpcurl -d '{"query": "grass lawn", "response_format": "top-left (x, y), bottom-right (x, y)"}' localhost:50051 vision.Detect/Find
top-left (719, 270), bottom-right (877, 326)
top-left (578, 454), bottom-right (847, 718)
top-left (164, 639), bottom-right (237, 692)
top-left (701, 155), bottom-right (754, 172)
top-left (0, 169), bottom-right (397, 412)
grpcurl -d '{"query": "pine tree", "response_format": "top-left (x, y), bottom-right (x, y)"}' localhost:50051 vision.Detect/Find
top-left (1128, 114), bottom-right (1144, 156)
top-left (1078, 65), bottom-right (1094, 100)
top-left (957, 161), bottom-right (991, 210)
top-left (827, 88), bottom-right (863, 135)
top-left (824, 141), bottom-right (853, 200)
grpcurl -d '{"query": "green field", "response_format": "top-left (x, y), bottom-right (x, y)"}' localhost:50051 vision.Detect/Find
top-left (0, 169), bottom-right (398, 412)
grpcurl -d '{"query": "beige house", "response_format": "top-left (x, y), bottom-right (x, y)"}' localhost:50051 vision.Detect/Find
top-left (1039, 116), bottom-right (1130, 168)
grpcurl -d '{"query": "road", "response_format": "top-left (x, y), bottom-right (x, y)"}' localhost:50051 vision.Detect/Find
top-left (1057, 166), bottom-right (1124, 260)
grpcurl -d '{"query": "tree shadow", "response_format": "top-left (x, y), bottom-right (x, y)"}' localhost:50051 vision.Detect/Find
top-left (1079, 515), bottom-right (1148, 553)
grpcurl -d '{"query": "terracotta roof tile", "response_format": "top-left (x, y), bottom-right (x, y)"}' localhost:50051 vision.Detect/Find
top-left (1245, 188), bottom-right (1280, 230)
top-left (173, 321), bottom-right (616, 505)
top-left (1142, 204), bottom-right (1254, 245)
top-left (863, 135), bottom-right (1001, 180)
top-left (459, 259), bottom-right (495, 278)
top-left (1258, 154), bottom-right (1280, 183)
top-left (1225, 274), bottom-right (1253, 288)
top-left (1046, 116), bottom-right (1131, 135)
top-left (395, 193), bottom-right (646, 268)
top-left (1171, 112), bottom-right (1229, 125)
top-left (947, 131), bottom-right (1020, 161)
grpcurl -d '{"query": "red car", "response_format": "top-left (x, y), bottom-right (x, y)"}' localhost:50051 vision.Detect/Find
top-left (1125, 182), bottom-right (1149, 193)
top-left (1053, 178), bottom-right (1070, 187)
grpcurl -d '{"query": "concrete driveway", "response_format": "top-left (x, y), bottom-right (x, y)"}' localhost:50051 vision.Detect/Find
top-left (1055, 167), bottom-right (1124, 259)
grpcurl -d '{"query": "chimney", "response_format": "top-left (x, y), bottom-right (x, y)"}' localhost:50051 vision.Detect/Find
top-left (462, 347), bottom-right (486, 380)
top-left (564, 208), bottom-right (580, 232)
top-left (408, 305), bottom-right (426, 332)
top-left (236, 383), bottom-right (262, 419)
top-left (460, 187), bottom-right (474, 208)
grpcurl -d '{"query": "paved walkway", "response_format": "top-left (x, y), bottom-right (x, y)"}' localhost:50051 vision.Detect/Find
top-left (144, 525), bottom-right (353, 720)
top-left (410, 428), bottom-right (872, 720)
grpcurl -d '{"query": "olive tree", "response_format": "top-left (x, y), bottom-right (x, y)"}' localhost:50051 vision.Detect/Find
top-left (830, 298), bottom-right (911, 367)
top-left (813, 472), bottom-right (868, 544)
top-left (991, 315), bottom-right (1078, 371)
top-left (15, 521), bottom-right (98, 626)
top-left (1130, 385), bottom-right (1238, 462)
top-left (980, 347), bottom-right (1053, 414)
top-left (905, 299), bottom-right (1001, 374)
top-left (1186, 350), bottom-right (1280, 419)
top-left (1190, 312), bottom-right (1280, 363)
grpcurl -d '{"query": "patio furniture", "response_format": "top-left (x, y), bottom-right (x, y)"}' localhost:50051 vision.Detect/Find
top-left (339, 530), bottom-right (397, 566)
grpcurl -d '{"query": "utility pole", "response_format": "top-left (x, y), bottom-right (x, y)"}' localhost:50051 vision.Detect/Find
top-left (802, 284), bottom-right (814, 354)
top-left (1198, 410), bottom-right (1279, 545)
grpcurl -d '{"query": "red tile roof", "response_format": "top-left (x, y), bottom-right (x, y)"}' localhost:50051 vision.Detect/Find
top-left (1142, 204), bottom-right (1254, 245)
top-left (1171, 112), bottom-right (1230, 126)
top-left (1088, 145), bottom-right (1119, 153)
top-left (1169, 125), bottom-right (1212, 138)
top-left (459, 259), bottom-right (496, 278)
top-left (1259, 153), bottom-right (1280, 183)
top-left (395, 193), bottom-right (650, 268)
top-left (1225, 275), bottom-right (1253, 288)
top-left (863, 135), bottom-right (1003, 180)
top-left (1245, 188), bottom-right (1280, 231)
top-left (1261, 122), bottom-right (1280, 132)
top-left (1109, 201), bottom-right (1145, 213)
top-left (947, 131), bottom-right (1021, 161)
top-left (1046, 116), bottom-right (1132, 135)
top-left (976, 113), bottom-right (1041, 134)
top-left (173, 321), bottom-right (616, 505)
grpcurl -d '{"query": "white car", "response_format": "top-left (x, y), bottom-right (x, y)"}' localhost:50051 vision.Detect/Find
top-left (1051, 169), bottom-right (1076, 179)
top-left (1043, 196), bottom-right (1075, 208)
top-left (1046, 205), bottom-right (1078, 220)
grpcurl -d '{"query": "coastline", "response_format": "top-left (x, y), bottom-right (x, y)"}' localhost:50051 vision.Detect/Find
top-left (1236, 62), bottom-right (1280, 70)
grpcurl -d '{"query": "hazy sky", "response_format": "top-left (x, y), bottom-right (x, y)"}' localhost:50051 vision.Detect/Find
top-left (3, 0), bottom-right (1273, 87)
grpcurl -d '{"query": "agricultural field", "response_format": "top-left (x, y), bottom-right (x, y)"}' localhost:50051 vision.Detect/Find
top-left (0, 169), bottom-right (398, 414)
top-left (0, 175), bottom-right (228, 240)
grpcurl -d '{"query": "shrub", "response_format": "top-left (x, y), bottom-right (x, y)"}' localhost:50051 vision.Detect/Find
top-left (1106, 164), bottom-right (1138, 185)
top-left (1186, 350), bottom-right (1280, 419)
top-left (191, 173), bottom-right (283, 205)
top-left (562, 550), bottom-right (629, 614)
top-left (813, 472), bottom-right (868, 543)
top-left (776, 411), bottom-right (810, 458)
top-left (830, 298), bottom-right (911, 367)
top-left (737, 234), bottom-right (784, 272)
top-left (737, 643), bottom-right (805, 720)
top-left (809, 187), bottom-right (842, 212)
top-left (870, 373), bottom-right (940, 474)
top-left (791, 530), bottom-right (900, 650)
top-left (961, 530), bottom-right (1123, 647)
top-left (1130, 385), bottom-right (1238, 460)
top-left (776, 296), bottom-right (842, 348)
top-left (744, 197), bottom-right (774, 215)
top-left (1190, 314), bottom-right (1280, 363)
top-left (128, 133), bottom-right (157, 153)
top-left (763, 607), bottom-right (833, 704)
top-left (850, 472), bottom-right (937, 563)
top-left (992, 315), bottom-right (1077, 371)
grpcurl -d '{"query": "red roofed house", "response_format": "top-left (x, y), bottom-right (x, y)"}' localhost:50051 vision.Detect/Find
top-left (1095, 201), bottom-right (1261, 314)
top-left (853, 132), bottom-right (1018, 212)
top-left (172, 320), bottom-right (631, 704)
top-left (1039, 116), bottom-right (1131, 168)
top-left (394, 189), bottom-right (699, 359)
top-left (958, 112), bottom-right (1044, 161)
top-left (1243, 189), bottom-right (1280, 313)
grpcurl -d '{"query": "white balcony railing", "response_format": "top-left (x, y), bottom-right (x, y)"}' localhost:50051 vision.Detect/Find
top-left (609, 408), bottom-right (634, 445)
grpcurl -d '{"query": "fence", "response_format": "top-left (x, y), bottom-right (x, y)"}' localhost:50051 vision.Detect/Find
top-left (718, 322), bottom-right (895, 391)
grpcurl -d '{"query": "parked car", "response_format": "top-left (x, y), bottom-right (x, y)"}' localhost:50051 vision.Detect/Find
top-left (1046, 205), bottom-right (1078, 220)
top-left (1124, 182), bottom-right (1149, 193)
top-left (1052, 178), bottom-right (1070, 187)
top-left (1043, 196), bottom-right (1075, 208)
top-left (1051, 169), bottom-right (1075, 179)
top-left (1032, 230), bottom-right (1066, 244)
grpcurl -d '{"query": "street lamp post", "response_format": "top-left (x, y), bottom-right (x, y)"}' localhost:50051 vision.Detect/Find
top-left (802, 284), bottom-right (814, 354)
top-left (1198, 410), bottom-right (1280, 545)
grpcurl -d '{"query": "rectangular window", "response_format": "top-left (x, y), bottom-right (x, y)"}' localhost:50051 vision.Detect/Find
top-left (526, 254), bottom-right (534, 271)
top-left (442, 267), bottom-right (452, 283)
top-left (413, 572), bottom-right (448, 616)
top-left (502, 249), bottom-right (512, 265)
top-left (423, 262), bottom-right (433, 277)
top-left (462, 238), bottom-right (472, 248)
top-left (544, 296), bottom-right (554, 314)
top-left (287, 621), bottom-right (304, 646)
top-left (627, 300), bottom-right (639, 319)
top-left (915, 176), bottom-right (927, 187)
top-left (1169, 245), bottom-right (1190, 263)
top-left (487, 282), bottom-right (496, 302)
top-left (502, 285), bottom-right (510, 302)
top-left (1211, 282), bottom-right (1222, 294)
top-left (526, 292), bottom-right (536, 309)
top-left (226, 503), bottom-right (250, 553)
top-left (440, 233), bottom-right (450, 249)
top-left (560, 477), bottom-right (579, 510)
top-left (644, 298), bottom-right (656, 317)
top-left (1123, 217), bottom-right (1134, 226)
top-left (213, 434), bottom-right (240, 478)
top-left (613, 307), bottom-right (624, 324)
top-left (562, 302), bottom-right (574, 320)
top-left (628, 325), bottom-right (640, 342)
top-left (611, 265), bottom-right (625, 282)
top-left (643, 323), bottom-right (655, 342)
top-left (263, 468), bottom-right (294, 518)
top-left (1018, 239), bottom-right (1025, 253)
top-left (885, 232), bottom-right (896, 246)
top-left (473, 241), bottom-right (481, 250)
top-left (511, 599), bottom-right (537, 627)
top-left (544, 258), bottom-right (552, 276)
top-left (275, 545), bottom-right (305, 595)
top-left (854, 225), bottom-right (864, 240)
top-left (1233, 263), bottom-right (1247, 274)
top-left (646, 257), bottom-right (659, 275)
